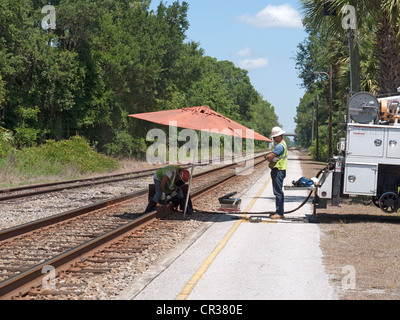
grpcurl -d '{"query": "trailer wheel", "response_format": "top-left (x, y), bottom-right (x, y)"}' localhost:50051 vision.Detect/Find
top-left (379, 192), bottom-right (400, 213)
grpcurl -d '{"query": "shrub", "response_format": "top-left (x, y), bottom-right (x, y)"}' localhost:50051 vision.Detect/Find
top-left (13, 136), bottom-right (118, 176)
top-left (0, 127), bottom-right (14, 159)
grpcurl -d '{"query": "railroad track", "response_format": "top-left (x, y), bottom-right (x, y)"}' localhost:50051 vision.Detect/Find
top-left (0, 154), bottom-right (268, 299)
top-left (0, 153), bottom-right (265, 202)
top-left (0, 167), bottom-right (165, 202)
top-left (0, 154), bottom-right (269, 231)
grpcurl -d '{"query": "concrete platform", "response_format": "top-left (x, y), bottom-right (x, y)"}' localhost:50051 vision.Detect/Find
top-left (117, 151), bottom-right (336, 300)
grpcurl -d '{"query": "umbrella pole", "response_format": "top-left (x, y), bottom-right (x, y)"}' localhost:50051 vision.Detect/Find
top-left (183, 147), bottom-right (196, 219)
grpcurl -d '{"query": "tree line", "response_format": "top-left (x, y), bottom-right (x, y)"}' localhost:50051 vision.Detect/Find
top-left (295, 0), bottom-right (400, 160)
top-left (0, 0), bottom-right (279, 158)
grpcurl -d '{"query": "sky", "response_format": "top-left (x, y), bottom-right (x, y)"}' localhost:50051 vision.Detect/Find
top-left (150, 0), bottom-right (308, 134)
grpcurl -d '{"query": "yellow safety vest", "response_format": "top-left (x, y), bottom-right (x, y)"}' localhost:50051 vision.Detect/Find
top-left (155, 165), bottom-right (181, 193)
top-left (269, 140), bottom-right (288, 170)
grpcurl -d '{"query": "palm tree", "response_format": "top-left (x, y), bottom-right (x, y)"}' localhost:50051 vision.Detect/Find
top-left (299, 0), bottom-right (400, 95)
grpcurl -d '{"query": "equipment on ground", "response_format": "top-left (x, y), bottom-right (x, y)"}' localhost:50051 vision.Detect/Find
top-left (292, 177), bottom-right (314, 188)
top-left (218, 192), bottom-right (242, 212)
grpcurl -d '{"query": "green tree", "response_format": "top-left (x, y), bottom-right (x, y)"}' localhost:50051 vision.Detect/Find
top-left (178, 57), bottom-right (265, 124)
top-left (299, 0), bottom-right (400, 94)
top-left (0, 0), bottom-right (279, 158)
top-left (0, 75), bottom-right (5, 118)
top-left (295, 0), bottom-right (400, 159)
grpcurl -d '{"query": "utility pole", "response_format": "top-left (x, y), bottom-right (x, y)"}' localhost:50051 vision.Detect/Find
top-left (315, 95), bottom-right (319, 161)
top-left (311, 104), bottom-right (314, 143)
top-left (328, 65), bottom-right (333, 159)
top-left (348, 29), bottom-right (361, 93)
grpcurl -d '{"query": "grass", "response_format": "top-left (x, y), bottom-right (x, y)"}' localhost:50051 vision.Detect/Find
top-left (0, 136), bottom-right (118, 188)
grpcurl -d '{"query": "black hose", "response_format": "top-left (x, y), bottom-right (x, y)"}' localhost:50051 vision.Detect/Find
top-left (235, 166), bottom-right (328, 216)
top-left (240, 190), bottom-right (313, 216)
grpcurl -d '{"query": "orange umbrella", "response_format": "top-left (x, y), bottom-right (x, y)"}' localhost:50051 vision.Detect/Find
top-left (128, 106), bottom-right (271, 142)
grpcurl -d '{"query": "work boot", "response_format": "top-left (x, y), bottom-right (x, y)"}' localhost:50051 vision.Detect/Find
top-left (270, 214), bottom-right (284, 220)
top-left (144, 201), bottom-right (157, 213)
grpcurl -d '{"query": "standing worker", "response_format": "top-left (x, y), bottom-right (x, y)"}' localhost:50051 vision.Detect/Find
top-left (266, 127), bottom-right (288, 219)
top-left (144, 165), bottom-right (193, 215)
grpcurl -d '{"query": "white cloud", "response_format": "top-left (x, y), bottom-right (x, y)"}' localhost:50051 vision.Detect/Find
top-left (238, 58), bottom-right (269, 70)
top-left (238, 4), bottom-right (303, 28)
top-left (236, 47), bottom-right (252, 57)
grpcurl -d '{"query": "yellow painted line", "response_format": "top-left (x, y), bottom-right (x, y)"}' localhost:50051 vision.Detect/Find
top-left (175, 173), bottom-right (272, 300)
top-left (175, 219), bottom-right (242, 300)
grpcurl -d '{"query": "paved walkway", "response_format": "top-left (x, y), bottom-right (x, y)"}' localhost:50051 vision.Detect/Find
top-left (118, 151), bottom-right (336, 300)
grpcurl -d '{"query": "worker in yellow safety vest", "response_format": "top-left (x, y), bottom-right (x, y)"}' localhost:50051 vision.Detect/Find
top-left (266, 127), bottom-right (288, 219)
top-left (144, 165), bottom-right (193, 214)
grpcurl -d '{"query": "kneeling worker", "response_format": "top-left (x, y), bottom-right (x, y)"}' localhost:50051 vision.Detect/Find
top-left (144, 165), bottom-right (193, 214)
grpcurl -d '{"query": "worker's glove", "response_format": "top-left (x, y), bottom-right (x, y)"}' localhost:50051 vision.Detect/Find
top-left (273, 157), bottom-right (279, 162)
top-left (161, 192), bottom-right (166, 201)
top-left (170, 191), bottom-right (177, 198)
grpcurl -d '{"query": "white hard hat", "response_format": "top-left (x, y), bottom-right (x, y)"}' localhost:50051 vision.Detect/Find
top-left (270, 127), bottom-right (285, 138)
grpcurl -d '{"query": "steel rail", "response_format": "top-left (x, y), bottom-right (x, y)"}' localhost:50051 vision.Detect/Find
top-left (0, 168), bottom-right (157, 194)
top-left (0, 210), bottom-right (160, 300)
top-left (0, 170), bottom-right (157, 202)
top-left (0, 189), bottom-right (147, 242)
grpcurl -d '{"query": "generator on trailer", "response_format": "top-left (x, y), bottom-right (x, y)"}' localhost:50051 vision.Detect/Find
top-left (315, 91), bottom-right (400, 214)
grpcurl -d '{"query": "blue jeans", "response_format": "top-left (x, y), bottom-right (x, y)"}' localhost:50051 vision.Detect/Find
top-left (270, 169), bottom-right (286, 215)
top-left (152, 179), bottom-right (185, 204)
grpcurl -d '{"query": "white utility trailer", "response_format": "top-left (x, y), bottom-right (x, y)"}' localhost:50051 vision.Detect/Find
top-left (315, 92), bottom-right (400, 213)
